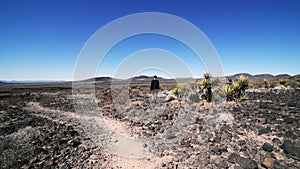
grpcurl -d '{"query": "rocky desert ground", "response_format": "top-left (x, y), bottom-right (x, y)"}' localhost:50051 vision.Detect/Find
top-left (0, 76), bottom-right (299, 169)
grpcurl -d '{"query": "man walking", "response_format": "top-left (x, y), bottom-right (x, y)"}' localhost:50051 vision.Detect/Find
top-left (150, 75), bottom-right (160, 102)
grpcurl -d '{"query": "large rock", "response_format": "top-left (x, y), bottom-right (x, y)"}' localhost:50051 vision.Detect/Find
top-left (262, 142), bottom-right (273, 152)
top-left (228, 153), bottom-right (258, 169)
top-left (284, 117), bottom-right (294, 124)
top-left (283, 140), bottom-right (300, 160)
top-left (165, 94), bottom-right (177, 102)
top-left (258, 127), bottom-right (272, 135)
top-left (213, 157), bottom-right (228, 168)
top-left (261, 156), bottom-right (274, 169)
top-left (212, 146), bottom-right (227, 155)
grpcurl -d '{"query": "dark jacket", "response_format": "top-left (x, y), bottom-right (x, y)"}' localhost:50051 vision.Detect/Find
top-left (150, 79), bottom-right (160, 91)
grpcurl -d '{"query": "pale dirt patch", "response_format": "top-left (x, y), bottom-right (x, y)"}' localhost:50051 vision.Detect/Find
top-left (108, 155), bottom-right (172, 169)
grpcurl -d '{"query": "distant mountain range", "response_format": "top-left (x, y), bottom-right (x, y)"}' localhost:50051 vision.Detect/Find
top-left (91, 73), bottom-right (299, 81)
top-left (1, 73), bottom-right (299, 84)
top-left (0, 80), bottom-right (66, 83)
top-left (227, 73), bottom-right (299, 80)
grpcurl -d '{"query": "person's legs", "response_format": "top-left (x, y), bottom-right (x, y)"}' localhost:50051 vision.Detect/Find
top-left (151, 90), bottom-right (155, 101)
top-left (151, 89), bottom-right (159, 102)
top-left (154, 90), bottom-right (158, 101)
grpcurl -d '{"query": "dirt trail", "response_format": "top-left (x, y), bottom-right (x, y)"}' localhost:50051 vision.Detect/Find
top-left (25, 102), bottom-right (170, 168)
top-left (110, 155), bottom-right (172, 169)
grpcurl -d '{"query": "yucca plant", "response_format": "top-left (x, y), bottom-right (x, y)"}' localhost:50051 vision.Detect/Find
top-left (237, 75), bottom-right (249, 91)
top-left (232, 81), bottom-right (240, 91)
top-left (221, 85), bottom-right (235, 101)
top-left (197, 78), bottom-right (211, 89)
top-left (221, 75), bottom-right (249, 102)
top-left (203, 72), bottom-right (211, 80)
top-left (235, 95), bottom-right (246, 102)
top-left (172, 88), bottom-right (178, 95)
top-left (197, 73), bottom-right (213, 102)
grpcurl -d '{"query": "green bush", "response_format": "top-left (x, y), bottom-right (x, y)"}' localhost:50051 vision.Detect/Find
top-left (211, 77), bottom-right (221, 87)
top-left (172, 83), bottom-right (188, 96)
top-left (279, 79), bottom-right (289, 87)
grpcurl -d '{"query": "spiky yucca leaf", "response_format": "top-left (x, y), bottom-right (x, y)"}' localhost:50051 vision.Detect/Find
top-left (220, 85), bottom-right (235, 101)
top-left (197, 78), bottom-right (211, 89)
top-left (238, 75), bottom-right (249, 90)
top-left (235, 95), bottom-right (246, 102)
top-left (232, 82), bottom-right (240, 91)
top-left (203, 72), bottom-right (211, 80)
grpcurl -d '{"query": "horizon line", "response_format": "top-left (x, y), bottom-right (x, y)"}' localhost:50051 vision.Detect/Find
top-left (1, 72), bottom-right (299, 83)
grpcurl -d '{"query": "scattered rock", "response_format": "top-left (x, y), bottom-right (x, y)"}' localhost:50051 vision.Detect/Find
top-left (1, 80), bottom-right (300, 168)
top-left (258, 127), bottom-right (272, 135)
top-left (283, 140), bottom-right (300, 160)
top-left (213, 157), bottom-right (228, 168)
top-left (284, 117), bottom-right (294, 124)
top-left (258, 117), bottom-right (266, 125)
top-left (165, 94), bottom-right (177, 102)
top-left (228, 153), bottom-right (258, 169)
top-left (262, 156), bottom-right (274, 169)
top-left (262, 142), bottom-right (273, 152)
top-left (212, 146), bottom-right (227, 155)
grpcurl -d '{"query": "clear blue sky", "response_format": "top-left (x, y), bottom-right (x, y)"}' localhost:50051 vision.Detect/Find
top-left (1, 0), bottom-right (299, 80)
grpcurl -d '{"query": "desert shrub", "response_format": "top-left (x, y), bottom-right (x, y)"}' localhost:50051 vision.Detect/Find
top-left (211, 77), bottom-right (221, 87)
top-left (249, 79), bottom-right (267, 88)
top-left (235, 95), bottom-right (246, 102)
top-left (172, 82), bottom-right (201, 103)
top-left (279, 79), bottom-right (289, 87)
top-left (268, 80), bottom-right (277, 88)
top-left (288, 79), bottom-right (300, 88)
top-left (220, 75), bottom-right (249, 102)
top-left (297, 78), bottom-right (300, 87)
top-left (211, 87), bottom-right (224, 102)
top-left (172, 83), bottom-right (188, 96)
top-left (172, 88), bottom-right (178, 95)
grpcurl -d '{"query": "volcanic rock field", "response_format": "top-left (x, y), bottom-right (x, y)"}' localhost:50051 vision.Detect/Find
top-left (0, 78), bottom-right (299, 169)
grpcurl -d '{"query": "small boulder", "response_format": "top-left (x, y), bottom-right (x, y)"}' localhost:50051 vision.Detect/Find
top-left (262, 156), bottom-right (274, 169)
top-left (213, 157), bottom-right (228, 169)
top-left (283, 140), bottom-right (300, 160)
top-left (228, 153), bottom-right (258, 169)
top-left (258, 127), bottom-right (272, 135)
top-left (284, 117), bottom-right (293, 124)
top-left (165, 94), bottom-right (177, 102)
top-left (257, 117), bottom-right (266, 125)
top-left (212, 146), bottom-right (227, 155)
top-left (262, 142), bottom-right (273, 152)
